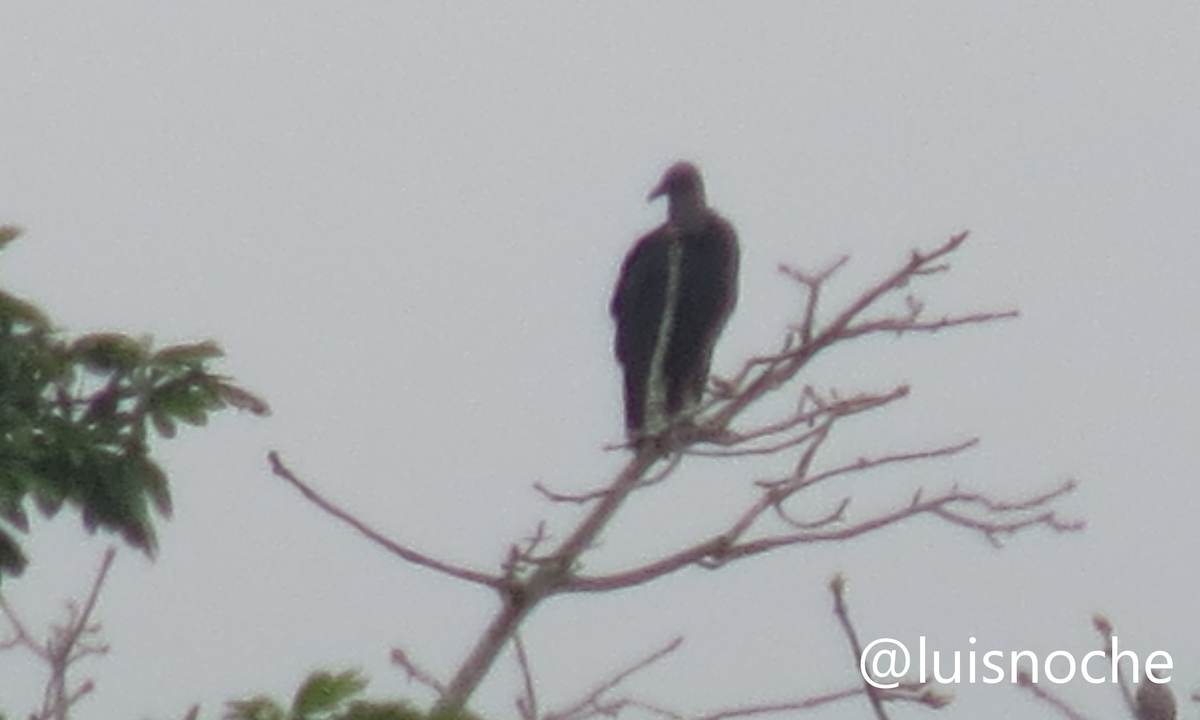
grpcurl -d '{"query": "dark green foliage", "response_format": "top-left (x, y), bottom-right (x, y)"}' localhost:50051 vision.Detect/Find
top-left (345, 703), bottom-right (431, 720)
top-left (293, 670), bottom-right (369, 718)
top-left (0, 226), bottom-right (268, 580)
top-left (223, 670), bottom-right (426, 720)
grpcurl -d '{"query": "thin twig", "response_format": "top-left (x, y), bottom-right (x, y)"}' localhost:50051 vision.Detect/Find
top-left (1017, 669), bottom-right (1095, 720)
top-left (794, 437), bottom-right (979, 491)
top-left (269, 451), bottom-right (501, 589)
top-left (1093, 614), bottom-right (1137, 716)
top-left (691, 689), bottom-right (862, 720)
top-left (780, 253), bottom-right (849, 345)
top-left (0, 548), bottom-right (116, 720)
top-left (43, 548), bottom-right (115, 720)
top-left (711, 232), bottom-right (997, 431)
top-left (0, 594), bottom-right (39, 655)
top-left (727, 481), bottom-right (1080, 555)
top-left (544, 637), bottom-right (683, 720)
top-left (840, 309), bottom-right (1019, 340)
top-left (564, 479), bottom-right (1079, 593)
top-left (830, 575), bottom-right (889, 720)
top-left (687, 424), bottom-right (824, 458)
top-left (390, 645), bottom-right (447, 696)
top-left (535, 454), bottom-right (681, 503)
top-left (514, 632), bottom-right (539, 720)
top-left (696, 385), bottom-right (908, 459)
top-left (534, 482), bottom-right (612, 504)
top-left (772, 496), bottom-right (850, 530)
top-left (596, 682), bottom-right (940, 720)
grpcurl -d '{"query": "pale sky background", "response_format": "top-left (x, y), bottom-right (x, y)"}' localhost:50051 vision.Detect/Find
top-left (2, 3), bottom-right (1199, 719)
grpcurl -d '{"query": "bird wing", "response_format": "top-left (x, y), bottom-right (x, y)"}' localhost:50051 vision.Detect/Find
top-left (611, 228), bottom-right (670, 364)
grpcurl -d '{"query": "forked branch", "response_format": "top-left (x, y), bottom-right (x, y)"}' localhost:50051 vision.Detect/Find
top-left (541, 637), bottom-right (684, 720)
top-left (0, 547), bottom-right (116, 720)
top-left (706, 232), bottom-right (1016, 433)
top-left (564, 478), bottom-right (1077, 594)
top-left (272, 232), bottom-right (1077, 717)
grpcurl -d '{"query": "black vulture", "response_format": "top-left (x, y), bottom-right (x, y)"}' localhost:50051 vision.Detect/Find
top-left (611, 161), bottom-right (739, 439)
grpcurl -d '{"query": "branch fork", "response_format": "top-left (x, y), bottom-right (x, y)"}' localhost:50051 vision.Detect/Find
top-left (268, 232), bottom-right (1079, 717)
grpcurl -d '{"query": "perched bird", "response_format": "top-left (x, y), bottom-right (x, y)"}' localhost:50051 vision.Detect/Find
top-left (610, 161), bottom-right (740, 440)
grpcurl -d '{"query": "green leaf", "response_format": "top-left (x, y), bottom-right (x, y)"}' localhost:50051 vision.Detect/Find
top-left (72, 333), bottom-right (148, 371)
top-left (152, 378), bottom-right (217, 427)
top-left (218, 381), bottom-right (272, 416)
top-left (73, 455), bottom-right (158, 555)
top-left (293, 669), bottom-right (368, 718)
top-left (223, 697), bottom-right (286, 720)
top-left (151, 408), bottom-right (178, 439)
top-left (133, 457), bottom-right (173, 517)
top-left (427, 710), bottom-right (482, 720)
top-left (343, 701), bottom-right (425, 720)
top-left (153, 340), bottom-right (225, 367)
top-left (29, 469), bottom-right (67, 518)
top-left (0, 290), bottom-right (51, 330)
top-left (0, 259), bottom-right (264, 573)
top-left (118, 518), bottom-right (156, 556)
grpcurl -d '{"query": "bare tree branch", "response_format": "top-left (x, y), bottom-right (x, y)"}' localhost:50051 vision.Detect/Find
top-left (789, 437), bottom-right (979, 493)
top-left (536, 454), bottom-right (683, 505)
top-left (1093, 614), bottom-right (1138, 717)
top-left (435, 448), bottom-right (667, 712)
top-left (514, 632), bottom-right (540, 720)
top-left (1018, 668), bottom-right (1096, 720)
top-left (928, 481), bottom-right (1083, 547)
top-left (706, 232), bottom-right (1010, 433)
top-left (690, 386), bottom-right (908, 457)
top-left (720, 481), bottom-right (1080, 556)
top-left (840, 308), bottom-right (1019, 341)
top-left (390, 644), bottom-right (447, 696)
top-left (780, 253), bottom-right (850, 345)
top-left (543, 637), bottom-right (684, 720)
top-left (567, 682), bottom-right (944, 720)
top-left (550, 581), bottom-right (954, 720)
top-left (565, 480), bottom-right (1078, 594)
top-left (0, 547), bottom-right (116, 720)
top-left (0, 595), bottom-right (37, 653)
top-left (690, 690), bottom-right (864, 720)
top-left (772, 496), bottom-right (850, 531)
top-left (534, 482), bottom-right (613, 504)
top-left (1043, 615), bottom-right (1180, 720)
top-left (831, 575), bottom-right (890, 720)
top-left (691, 682), bottom-right (945, 720)
top-left (271, 231), bottom-right (1076, 717)
top-left (269, 451), bottom-right (502, 589)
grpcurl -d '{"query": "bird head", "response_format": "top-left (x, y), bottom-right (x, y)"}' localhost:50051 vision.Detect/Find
top-left (648, 162), bottom-right (708, 230)
top-left (648, 161), bottom-right (705, 204)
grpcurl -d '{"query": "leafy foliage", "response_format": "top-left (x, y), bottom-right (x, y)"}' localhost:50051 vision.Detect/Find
top-left (223, 670), bottom-right (428, 720)
top-left (0, 226), bottom-right (268, 580)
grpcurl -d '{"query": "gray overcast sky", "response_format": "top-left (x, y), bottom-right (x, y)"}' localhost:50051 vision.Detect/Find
top-left (2, 3), bottom-right (1199, 719)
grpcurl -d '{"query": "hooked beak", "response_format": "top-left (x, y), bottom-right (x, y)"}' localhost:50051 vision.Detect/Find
top-left (647, 180), bottom-right (668, 202)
